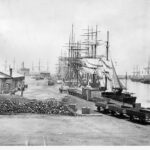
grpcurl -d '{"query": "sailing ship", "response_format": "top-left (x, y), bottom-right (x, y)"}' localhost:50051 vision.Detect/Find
top-left (130, 66), bottom-right (143, 82)
top-left (130, 61), bottom-right (150, 84)
top-left (140, 61), bottom-right (150, 84)
top-left (141, 75), bottom-right (150, 84)
top-left (101, 60), bottom-right (136, 105)
top-left (59, 25), bottom-right (136, 105)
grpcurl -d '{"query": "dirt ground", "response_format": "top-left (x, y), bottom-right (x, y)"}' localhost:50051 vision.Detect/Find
top-left (18, 77), bottom-right (67, 100)
top-left (0, 77), bottom-right (150, 146)
top-left (0, 114), bottom-right (150, 146)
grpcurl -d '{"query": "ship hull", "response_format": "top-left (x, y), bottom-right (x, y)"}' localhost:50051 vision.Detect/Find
top-left (130, 75), bottom-right (150, 84)
top-left (141, 75), bottom-right (150, 84)
top-left (101, 91), bottom-right (136, 105)
top-left (130, 76), bottom-right (143, 82)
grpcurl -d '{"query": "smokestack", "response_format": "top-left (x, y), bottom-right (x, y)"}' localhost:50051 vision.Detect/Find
top-left (22, 62), bottom-right (24, 69)
top-left (10, 68), bottom-right (12, 77)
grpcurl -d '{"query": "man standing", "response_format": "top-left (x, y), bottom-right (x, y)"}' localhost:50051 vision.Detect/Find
top-left (21, 83), bottom-right (25, 97)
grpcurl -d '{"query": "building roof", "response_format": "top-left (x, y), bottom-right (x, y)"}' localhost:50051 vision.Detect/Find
top-left (11, 72), bottom-right (25, 78)
top-left (0, 72), bottom-right (11, 79)
top-left (0, 70), bottom-right (24, 79)
top-left (20, 68), bottom-right (30, 71)
top-left (0, 74), bottom-right (11, 79)
top-left (40, 72), bottom-right (50, 74)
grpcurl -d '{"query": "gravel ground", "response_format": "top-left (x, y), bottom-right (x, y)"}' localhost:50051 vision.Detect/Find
top-left (0, 114), bottom-right (150, 145)
top-left (21, 77), bottom-right (67, 100)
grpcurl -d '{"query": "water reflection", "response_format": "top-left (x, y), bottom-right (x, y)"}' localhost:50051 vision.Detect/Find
top-left (122, 79), bottom-right (150, 107)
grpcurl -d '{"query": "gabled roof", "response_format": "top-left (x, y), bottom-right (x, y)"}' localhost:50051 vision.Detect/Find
top-left (12, 72), bottom-right (24, 78)
top-left (0, 71), bottom-right (24, 79)
top-left (0, 72), bottom-right (12, 79)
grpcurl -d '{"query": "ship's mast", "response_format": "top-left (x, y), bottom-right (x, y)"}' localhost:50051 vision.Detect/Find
top-left (70, 24), bottom-right (74, 82)
top-left (94, 25), bottom-right (98, 58)
top-left (106, 31), bottom-right (109, 60)
top-left (13, 57), bottom-right (16, 70)
top-left (4, 59), bottom-right (7, 71)
top-left (91, 27), bottom-right (94, 58)
top-left (147, 57), bottom-right (150, 74)
top-left (87, 26), bottom-right (90, 57)
top-left (61, 25), bottom-right (104, 87)
top-left (105, 31), bottom-right (109, 90)
top-left (38, 59), bottom-right (40, 72)
top-left (47, 61), bottom-right (49, 72)
top-left (32, 62), bottom-right (34, 71)
top-left (125, 72), bottom-right (128, 91)
top-left (68, 36), bottom-right (71, 81)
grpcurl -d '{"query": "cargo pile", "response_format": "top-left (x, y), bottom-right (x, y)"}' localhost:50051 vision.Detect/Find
top-left (0, 95), bottom-right (76, 116)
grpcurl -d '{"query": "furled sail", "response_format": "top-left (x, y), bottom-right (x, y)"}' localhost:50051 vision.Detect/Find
top-left (79, 58), bottom-right (101, 75)
top-left (79, 57), bottom-right (112, 79)
top-left (99, 57), bottom-right (112, 81)
top-left (74, 56), bottom-right (125, 90)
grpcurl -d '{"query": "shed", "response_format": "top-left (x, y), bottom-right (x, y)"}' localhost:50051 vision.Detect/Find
top-left (40, 72), bottom-right (50, 79)
top-left (0, 69), bottom-right (25, 94)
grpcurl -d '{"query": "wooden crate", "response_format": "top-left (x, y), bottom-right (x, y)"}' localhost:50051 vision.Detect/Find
top-left (82, 107), bottom-right (90, 114)
top-left (68, 104), bottom-right (77, 112)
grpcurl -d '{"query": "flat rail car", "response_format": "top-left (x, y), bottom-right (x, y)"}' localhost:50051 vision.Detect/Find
top-left (126, 108), bottom-right (150, 123)
top-left (108, 104), bottom-right (129, 116)
top-left (95, 98), bottom-right (150, 123)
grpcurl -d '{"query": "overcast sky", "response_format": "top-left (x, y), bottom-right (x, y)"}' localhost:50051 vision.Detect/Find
top-left (0, 0), bottom-right (150, 74)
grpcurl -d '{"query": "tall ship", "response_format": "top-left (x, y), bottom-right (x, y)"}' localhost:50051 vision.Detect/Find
top-left (130, 61), bottom-right (150, 84)
top-left (59, 25), bottom-right (136, 105)
top-left (130, 66), bottom-right (143, 82)
top-left (141, 61), bottom-right (150, 84)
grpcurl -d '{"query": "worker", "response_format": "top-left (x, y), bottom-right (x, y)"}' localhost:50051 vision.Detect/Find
top-left (21, 84), bottom-right (25, 97)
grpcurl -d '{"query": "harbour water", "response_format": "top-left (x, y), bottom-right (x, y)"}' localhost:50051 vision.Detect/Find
top-left (122, 79), bottom-right (150, 107)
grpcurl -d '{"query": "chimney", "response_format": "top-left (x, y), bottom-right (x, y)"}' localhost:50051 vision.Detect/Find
top-left (10, 68), bottom-right (12, 77)
top-left (22, 62), bottom-right (24, 69)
